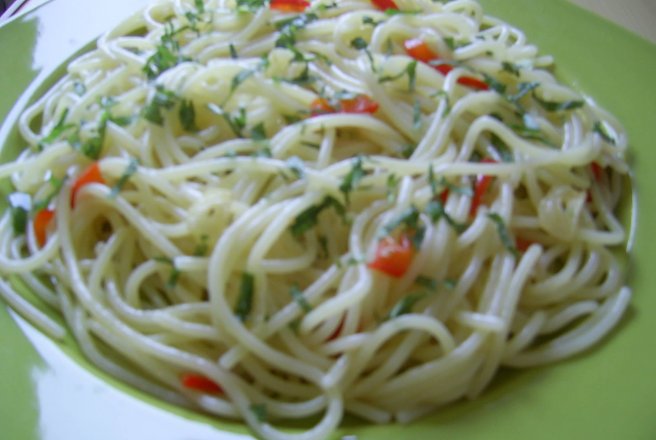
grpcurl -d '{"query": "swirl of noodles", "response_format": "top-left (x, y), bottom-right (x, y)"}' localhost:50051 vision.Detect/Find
top-left (0, 0), bottom-right (632, 439)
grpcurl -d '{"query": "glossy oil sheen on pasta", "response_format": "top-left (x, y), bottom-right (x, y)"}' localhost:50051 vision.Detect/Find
top-left (0, 0), bottom-right (631, 439)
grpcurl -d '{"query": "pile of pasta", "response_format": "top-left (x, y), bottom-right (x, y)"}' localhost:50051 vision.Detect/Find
top-left (0, 0), bottom-right (631, 439)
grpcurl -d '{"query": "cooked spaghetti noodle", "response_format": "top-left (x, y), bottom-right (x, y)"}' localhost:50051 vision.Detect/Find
top-left (0, 0), bottom-right (631, 439)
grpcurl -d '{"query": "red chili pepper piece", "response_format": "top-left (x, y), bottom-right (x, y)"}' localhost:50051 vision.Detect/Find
top-left (326, 315), bottom-right (345, 341)
top-left (71, 162), bottom-right (105, 208)
top-left (269, 0), bottom-right (309, 12)
top-left (368, 234), bottom-right (414, 278)
top-left (515, 237), bottom-right (533, 253)
top-left (310, 95), bottom-right (379, 116)
top-left (340, 95), bottom-right (379, 114)
top-left (434, 63), bottom-right (455, 76)
top-left (33, 209), bottom-right (55, 247)
top-left (439, 188), bottom-right (449, 205)
top-left (371, 0), bottom-right (399, 11)
top-left (455, 75), bottom-right (489, 91)
top-left (309, 98), bottom-right (334, 116)
top-left (180, 373), bottom-right (223, 395)
top-left (403, 38), bottom-right (438, 63)
top-left (470, 158), bottom-right (497, 217)
top-left (403, 38), bottom-right (488, 90)
top-left (590, 161), bottom-right (604, 182)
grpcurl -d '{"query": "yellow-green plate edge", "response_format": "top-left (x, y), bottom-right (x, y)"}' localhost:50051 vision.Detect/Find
top-left (1, 0), bottom-right (655, 438)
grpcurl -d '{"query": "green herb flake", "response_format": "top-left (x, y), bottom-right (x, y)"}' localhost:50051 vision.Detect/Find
top-left (318, 234), bottom-right (329, 259)
top-left (179, 99), bottom-right (197, 132)
top-left (350, 37), bottom-right (375, 68)
top-left (193, 234), bottom-right (210, 257)
top-left (275, 13), bottom-right (319, 49)
top-left (288, 317), bottom-right (301, 333)
top-left (32, 176), bottom-right (65, 212)
top-left (443, 36), bottom-right (469, 51)
top-left (236, 0), bottom-right (266, 12)
top-left (442, 178), bottom-right (474, 197)
top-left (39, 108), bottom-right (76, 150)
top-left (382, 206), bottom-right (420, 236)
top-left (379, 60), bottom-right (418, 92)
top-left (490, 134), bottom-right (514, 163)
top-left (289, 285), bottom-right (312, 312)
top-left (249, 403), bottom-right (268, 422)
top-left (301, 141), bottom-right (321, 149)
top-left (431, 90), bottom-right (452, 116)
top-left (142, 22), bottom-right (191, 80)
top-left (286, 156), bottom-right (305, 179)
top-left (487, 212), bottom-right (519, 258)
top-left (290, 196), bottom-right (346, 238)
top-left (249, 122), bottom-right (266, 142)
top-left (443, 36), bottom-right (457, 51)
top-left (142, 86), bottom-right (178, 125)
top-left (235, 272), bottom-right (255, 322)
top-left (231, 69), bottom-right (256, 92)
top-left (386, 173), bottom-right (399, 203)
top-left (507, 82), bottom-right (540, 105)
top-left (407, 60), bottom-right (417, 91)
top-left (284, 63), bottom-right (315, 85)
top-left (412, 99), bottom-right (422, 130)
top-left (415, 275), bottom-right (437, 290)
top-left (229, 44), bottom-right (238, 59)
top-left (387, 292), bottom-right (427, 319)
top-left (153, 256), bottom-right (181, 288)
top-left (425, 200), bottom-right (467, 233)
top-left (109, 158), bottom-right (139, 198)
top-left (208, 105), bottom-right (248, 138)
top-left (501, 61), bottom-right (521, 76)
top-left (362, 16), bottom-right (382, 26)
top-left (73, 82), bottom-right (87, 96)
top-left (384, 8), bottom-right (420, 16)
top-left (283, 114), bottom-right (303, 125)
top-left (482, 73), bottom-right (507, 95)
top-left (316, 1), bottom-right (338, 10)
top-left (8, 192), bottom-right (32, 235)
top-left (593, 121), bottom-right (616, 145)
top-left (339, 157), bottom-right (365, 204)
top-left (254, 145), bottom-right (272, 158)
top-left (401, 144), bottom-right (415, 159)
top-left (350, 37), bottom-right (368, 50)
top-left (533, 94), bottom-right (585, 112)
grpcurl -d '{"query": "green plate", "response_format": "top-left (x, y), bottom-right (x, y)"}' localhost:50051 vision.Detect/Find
top-left (1, 0), bottom-right (655, 439)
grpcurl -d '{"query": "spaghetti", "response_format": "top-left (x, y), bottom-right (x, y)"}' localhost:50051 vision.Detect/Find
top-left (0, 0), bottom-right (632, 439)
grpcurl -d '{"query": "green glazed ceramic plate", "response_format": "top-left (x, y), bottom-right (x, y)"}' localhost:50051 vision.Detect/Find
top-left (1, 0), bottom-right (655, 439)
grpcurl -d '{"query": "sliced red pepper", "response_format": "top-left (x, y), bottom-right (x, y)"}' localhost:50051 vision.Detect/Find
top-left (515, 237), bottom-right (533, 253)
top-left (404, 38), bottom-right (488, 90)
top-left (71, 162), bottom-right (105, 208)
top-left (439, 188), bottom-right (449, 205)
top-left (434, 63), bottom-right (454, 76)
top-left (470, 158), bottom-right (497, 217)
top-left (340, 95), bottom-right (379, 114)
top-left (326, 315), bottom-right (345, 341)
top-left (403, 38), bottom-right (438, 63)
top-left (590, 161), bottom-right (604, 182)
top-left (371, 0), bottom-right (398, 11)
top-left (33, 209), bottom-right (55, 247)
top-left (368, 234), bottom-right (413, 278)
top-left (269, 0), bottom-right (309, 12)
top-left (310, 98), bottom-right (334, 116)
top-left (455, 75), bottom-right (489, 91)
top-left (180, 373), bottom-right (223, 395)
top-left (310, 95), bottom-right (379, 116)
